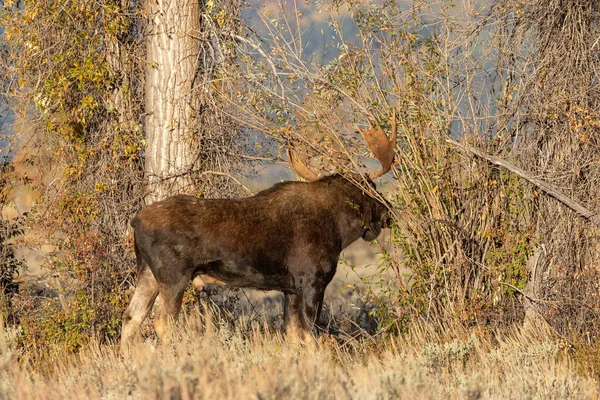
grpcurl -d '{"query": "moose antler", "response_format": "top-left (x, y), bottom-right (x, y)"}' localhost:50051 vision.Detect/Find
top-left (286, 147), bottom-right (320, 181)
top-left (357, 110), bottom-right (397, 179)
top-left (287, 110), bottom-right (397, 181)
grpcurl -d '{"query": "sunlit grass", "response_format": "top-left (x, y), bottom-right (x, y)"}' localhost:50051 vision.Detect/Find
top-left (0, 308), bottom-right (598, 400)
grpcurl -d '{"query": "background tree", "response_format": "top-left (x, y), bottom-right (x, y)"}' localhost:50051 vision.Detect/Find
top-left (0, 0), bottom-right (245, 361)
top-left (144, 0), bottom-right (246, 201)
top-left (144, 0), bottom-right (200, 201)
top-left (518, 0), bottom-right (600, 336)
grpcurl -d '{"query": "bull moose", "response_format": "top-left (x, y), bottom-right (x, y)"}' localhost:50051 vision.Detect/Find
top-left (121, 115), bottom-right (397, 348)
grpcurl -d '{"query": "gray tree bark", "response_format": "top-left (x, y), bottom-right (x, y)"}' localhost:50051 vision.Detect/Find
top-left (522, 1), bottom-right (600, 332)
top-left (144, 0), bottom-right (201, 202)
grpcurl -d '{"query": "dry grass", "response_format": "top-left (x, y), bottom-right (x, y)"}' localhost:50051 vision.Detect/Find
top-left (0, 310), bottom-right (597, 400)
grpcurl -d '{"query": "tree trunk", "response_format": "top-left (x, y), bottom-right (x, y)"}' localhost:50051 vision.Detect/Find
top-left (519, 0), bottom-right (600, 335)
top-left (144, 0), bottom-right (201, 202)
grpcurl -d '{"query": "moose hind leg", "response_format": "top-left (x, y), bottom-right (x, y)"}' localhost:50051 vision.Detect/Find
top-left (154, 278), bottom-right (188, 344)
top-left (121, 266), bottom-right (159, 350)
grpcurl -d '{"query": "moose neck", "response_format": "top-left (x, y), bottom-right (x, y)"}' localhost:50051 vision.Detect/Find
top-left (318, 175), bottom-right (376, 250)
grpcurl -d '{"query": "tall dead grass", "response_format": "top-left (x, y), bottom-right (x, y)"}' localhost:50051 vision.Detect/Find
top-left (0, 309), bottom-right (597, 400)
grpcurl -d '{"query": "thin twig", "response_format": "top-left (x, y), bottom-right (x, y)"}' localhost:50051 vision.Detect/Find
top-left (230, 33), bottom-right (285, 98)
top-left (198, 171), bottom-right (254, 195)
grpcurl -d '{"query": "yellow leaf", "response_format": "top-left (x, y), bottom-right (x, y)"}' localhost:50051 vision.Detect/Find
top-left (206, 0), bottom-right (215, 14)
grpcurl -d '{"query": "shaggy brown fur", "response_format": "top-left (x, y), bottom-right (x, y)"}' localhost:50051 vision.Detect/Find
top-left (121, 174), bottom-right (390, 347)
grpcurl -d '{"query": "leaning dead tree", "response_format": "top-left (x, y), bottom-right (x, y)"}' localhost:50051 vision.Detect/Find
top-left (517, 0), bottom-right (600, 335)
top-left (447, 139), bottom-right (600, 228)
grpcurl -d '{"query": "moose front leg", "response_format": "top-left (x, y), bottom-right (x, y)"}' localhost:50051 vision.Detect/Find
top-left (284, 261), bottom-right (336, 341)
top-left (283, 286), bottom-right (326, 341)
top-left (301, 281), bottom-right (326, 331)
top-left (283, 293), bottom-right (306, 340)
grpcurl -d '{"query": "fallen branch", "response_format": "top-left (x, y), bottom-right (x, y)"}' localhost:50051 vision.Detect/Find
top-left (446, 138), bottom-right (600, 227)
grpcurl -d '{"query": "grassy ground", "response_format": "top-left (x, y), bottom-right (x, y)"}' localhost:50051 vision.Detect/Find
top-left (0, 310), bottom-right (598, 400)
top-left (2, 237), bottom-right (599, 399)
